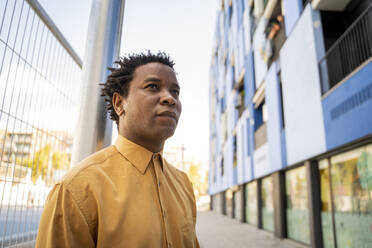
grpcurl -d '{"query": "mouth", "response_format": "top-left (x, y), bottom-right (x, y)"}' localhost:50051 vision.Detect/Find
top-left (157, 111), bottom-right (178, 121)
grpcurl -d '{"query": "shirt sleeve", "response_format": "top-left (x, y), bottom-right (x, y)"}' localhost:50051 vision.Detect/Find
top-left (35, 183), bottom-right (95, 248)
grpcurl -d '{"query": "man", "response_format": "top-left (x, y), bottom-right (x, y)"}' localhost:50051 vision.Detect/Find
top-left (36, 52), bottom-right (200, 248)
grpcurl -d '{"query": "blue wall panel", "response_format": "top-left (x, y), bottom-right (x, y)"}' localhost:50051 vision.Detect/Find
top-left (244, 50), bottom-right (256, 179)
top-left (280, 130), bottom-right (287, 167)
top-left (233, 167), bottom-right (238, 185)
top-left (244, 50), bottom-right (256, 106)
top-left (322, 61), bottom-right (372, 150)
top-left (283, 0), bottom-right (303, 36)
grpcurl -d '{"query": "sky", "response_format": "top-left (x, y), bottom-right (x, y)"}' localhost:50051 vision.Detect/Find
top-left (38, 0), bottom-right (218, 168)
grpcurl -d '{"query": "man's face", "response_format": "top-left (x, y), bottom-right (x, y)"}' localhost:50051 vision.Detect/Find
top-left (120, 62), bottom-right (182, 144)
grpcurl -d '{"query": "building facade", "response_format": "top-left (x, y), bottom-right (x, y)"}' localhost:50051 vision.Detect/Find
top-left (208, 0), bottom-right (372, 247)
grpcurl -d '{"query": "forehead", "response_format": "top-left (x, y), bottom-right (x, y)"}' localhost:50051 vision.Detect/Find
top-left (133, 62), bottom-right (177, 81)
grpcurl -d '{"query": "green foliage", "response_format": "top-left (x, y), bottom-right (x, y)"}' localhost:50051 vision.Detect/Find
top-left (17, 145), bottom-right (71, 183)
top-left (52, 152), bottom-right (71, 170)
top-left (186, 162), bottom-right (208, 199)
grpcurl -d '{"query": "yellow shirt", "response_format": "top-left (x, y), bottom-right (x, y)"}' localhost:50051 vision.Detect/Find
top-left (36, 135), bottom-right (199, 248)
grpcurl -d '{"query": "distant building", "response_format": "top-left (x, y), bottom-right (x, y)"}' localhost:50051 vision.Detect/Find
top-left (1, 132), bottom-right (32, 163)
top-left (209, 0), bottom-right (372, 247)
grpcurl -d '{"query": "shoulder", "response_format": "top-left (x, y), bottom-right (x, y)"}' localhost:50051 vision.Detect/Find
top-left (61, 145), bottom-right (118, 185)
top-left (54, 145), bottom-right (123, 200)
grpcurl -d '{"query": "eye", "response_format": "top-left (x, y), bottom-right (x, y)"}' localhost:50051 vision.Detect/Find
top-left (172, 89), bottom-right (180, 97)
top-left (145, 83), bottom-right (159, 90)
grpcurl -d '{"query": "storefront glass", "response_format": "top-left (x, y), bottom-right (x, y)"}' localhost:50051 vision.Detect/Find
top-left (245, 182), bottom-right (258, 225)
top-left (319, 159), bottom-right (336, 248)
top-left (225, 189), bottom-right (233, 217)
top-left (330, 145), bottom-right (372, 247)
top-left (262, 176), bottom-right (274, 232)
top-left (233, 189), bottom-right (242, 220)
top-left (285, 166), bottom-right (310, 244)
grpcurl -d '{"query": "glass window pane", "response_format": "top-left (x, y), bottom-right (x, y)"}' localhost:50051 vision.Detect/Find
top-left (331, 146), bottom-right (372, 247)
top-left (285, 166), bottom-right (310, 244)
top-left (319, 159), bottom-right (336, 248)
top-left (226, 189), bottom-right (233, 217)
top-left (233, 189), bottom-right (242, 220)
top-left (245, 181), bottom-right (258, 225)
top-left (262, 176), bottom-right (274, 232)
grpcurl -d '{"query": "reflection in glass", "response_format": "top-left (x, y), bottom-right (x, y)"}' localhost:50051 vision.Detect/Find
top-left (233, 189), bottom-right (242, 220)
top-left (331, 146), bottom-right (372, 247)
top-left (319, 159), bottom-right (336, 248)
top-left (245, 181), bottom-right (258, 225)
top-left (285, 166), bottom-right (310, 244)
top-left (262, 176), bottom-right (274, 232)
top-left (225, 189), bottom-right (233, 217)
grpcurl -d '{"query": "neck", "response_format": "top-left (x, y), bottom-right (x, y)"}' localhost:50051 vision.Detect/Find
top-left (119, 131), bottom-right (164, 153)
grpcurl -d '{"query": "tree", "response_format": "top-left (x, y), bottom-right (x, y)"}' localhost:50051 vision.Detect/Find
top-left (186, 162), bottom-right (208, 200)
top-left (18, 145), bottom-right (71, 184)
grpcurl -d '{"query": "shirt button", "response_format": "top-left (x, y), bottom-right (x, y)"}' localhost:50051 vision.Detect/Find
top-left (153, 154), bottom-right (158, 160)
top-left (158, 180), bottom-right (161, 187)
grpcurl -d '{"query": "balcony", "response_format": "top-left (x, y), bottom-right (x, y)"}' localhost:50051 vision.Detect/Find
top-left (312, 0), bottom-right (353, 11)
top-left (319, 4), bottom-right (372, 94)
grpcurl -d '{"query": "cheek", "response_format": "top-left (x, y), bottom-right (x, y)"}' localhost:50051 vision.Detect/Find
top-left (177, 101), bottom-right (182, 114)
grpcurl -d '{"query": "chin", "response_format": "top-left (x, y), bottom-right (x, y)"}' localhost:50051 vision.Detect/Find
top-left (157, 126), bottom-right (177, 140)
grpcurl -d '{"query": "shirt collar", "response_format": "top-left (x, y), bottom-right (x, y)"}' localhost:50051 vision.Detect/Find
top-left (114, 135), bottom-right (164, 174)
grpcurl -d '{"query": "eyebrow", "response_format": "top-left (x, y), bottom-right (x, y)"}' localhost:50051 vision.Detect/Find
top-left (144, 77), bottom-right (162, 83)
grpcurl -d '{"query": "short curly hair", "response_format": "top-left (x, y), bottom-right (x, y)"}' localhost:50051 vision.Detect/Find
top-left (101, 51), bottom-right (175, 125)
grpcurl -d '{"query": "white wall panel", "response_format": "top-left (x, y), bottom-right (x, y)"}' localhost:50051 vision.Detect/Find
top-left (279, 5), bottom-right (326, 165)
top-left (253, 143), bottom-right (269, 178)
top-left (253, 19), bottom-right (268, 88)
top-left (243, 7), bottom-right (252, 53)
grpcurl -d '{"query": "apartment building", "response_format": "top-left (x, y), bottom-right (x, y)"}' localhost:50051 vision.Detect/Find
top-left (208, 0), bottom-right (372, 247)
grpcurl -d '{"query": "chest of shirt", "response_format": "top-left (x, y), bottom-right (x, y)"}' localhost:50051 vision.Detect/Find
top-left (87, 161), bottom-right (195, 247)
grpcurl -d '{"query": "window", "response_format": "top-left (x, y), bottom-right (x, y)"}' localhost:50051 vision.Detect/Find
top-left (286, 166), bottom-right (310, 244)
top-left (245, 181), bottom-right (258, 225)
top-left (236, 85), bottom-right (245, 118)
top-left (319, 159), bottom-right (336, 248)
top-left (226, 189), bottom-right (233, 217)
top-left (233, 135), bottom-right (237, 167)
top-left (319, 143), bottom-right (372, 248)
top-left (254, 100), bottom-right (266, 131)
top-left (262, 176), bottom-right (274, 232)
top-left (254, 100), bottom-right (268, 150)
top-left (221, 157), bottom-right (224, 176)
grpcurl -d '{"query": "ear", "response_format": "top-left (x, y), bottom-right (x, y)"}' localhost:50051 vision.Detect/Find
top-left (112, 92), bottom-right (126, 116)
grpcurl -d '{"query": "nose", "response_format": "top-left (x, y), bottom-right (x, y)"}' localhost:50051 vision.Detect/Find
top-left (160, 91), bottom-right (176, 106)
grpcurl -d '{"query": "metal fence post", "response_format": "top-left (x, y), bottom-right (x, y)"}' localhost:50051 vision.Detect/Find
top-left (72, 0), bottom-right (125, 165)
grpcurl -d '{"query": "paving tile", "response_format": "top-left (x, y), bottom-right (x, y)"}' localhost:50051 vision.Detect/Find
top-left (196, 211), bottom-right (308, 248)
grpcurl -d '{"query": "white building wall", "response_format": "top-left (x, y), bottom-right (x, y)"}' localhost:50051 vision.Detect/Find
top-left (253, 142), bottom-right (270, 178)
top-left (253, 18), bottom-right (268, 88)
top-left (279, 5), bottom-right (326, 165)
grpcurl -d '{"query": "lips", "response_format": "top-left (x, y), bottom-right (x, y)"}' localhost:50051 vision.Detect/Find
top-left (157, 111), bottom-right (177, 121)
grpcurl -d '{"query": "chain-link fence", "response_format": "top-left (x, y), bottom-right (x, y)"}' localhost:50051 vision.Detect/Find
top-left (0, 0), bottom-right (82, 246)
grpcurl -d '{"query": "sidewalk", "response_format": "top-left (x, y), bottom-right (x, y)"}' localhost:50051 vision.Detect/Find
top-left (196, 211), bottom-right (307, 248)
